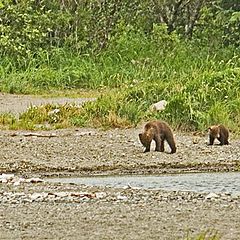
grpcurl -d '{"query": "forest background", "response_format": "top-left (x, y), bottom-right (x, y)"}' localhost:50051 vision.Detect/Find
top-left (0, 0), bottom-right (240, 132)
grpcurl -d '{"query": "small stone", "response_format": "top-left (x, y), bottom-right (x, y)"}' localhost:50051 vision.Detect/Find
top-left (13, 181), bottom-right (20, 186)
top-left (48, 109), bottom-right (60, 115)
top-left (0, 179), bottom-right (8, 183)
top-left (55, 192), bottom-right (69, 198)
top-left (30, 192), bottom-right (47, 201)
top-left (25, 178), bottom-right (44, 183)
top-left (0, 174), bottom-right (15, 182)
top-left (116, 195), bottom-right (128, 201)
top-left (13, 177), bottom-right (26, 186)
top-left (205, 192), bottom-right (219, 200)
top-left (95, 192), bottom-right (107, 199)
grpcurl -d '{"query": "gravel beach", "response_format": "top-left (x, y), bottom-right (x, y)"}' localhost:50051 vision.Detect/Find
top-left (0, 94), bottom-right (240, 239)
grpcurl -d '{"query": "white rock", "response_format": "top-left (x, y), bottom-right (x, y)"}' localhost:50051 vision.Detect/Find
top-left (95, 192), bottom-right (107, 199)
top-left (48, 109), bottom-right (60, 115)
top-left (150, 100), bottom-right (168, 111)
top-left (25, 178), bottom-right (44, 183)
top-left (30, 193), bottom-right (46, 201)
top-left (0, 173), bottom-right (15, 181)
top-left (0, 179), bottom-right (8, 183)
top-left (205, 192), bottom-right (219, 200)
top-left (14, 192), bottom-right (26, 197)
top-left (116, 195), bottom-right (128, 201)
top-left (13, 178), bottom-right (26, 186)
top-left (55, 192), bottom-right (69, 198)
top-left (13, 181), bottom-right (21, 186)
top-left (19, 177), bottom-right (26, 183)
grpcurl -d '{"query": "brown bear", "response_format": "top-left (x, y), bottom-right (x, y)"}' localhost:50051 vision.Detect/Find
top-left (208, 124), bottom-right (229, 145)
top-left (139, 120), bottom-right (176, 153)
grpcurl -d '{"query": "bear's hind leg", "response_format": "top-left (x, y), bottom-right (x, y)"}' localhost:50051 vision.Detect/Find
top-left (166, 136), bottom-right (176, 153)
top-left (154, 136), bottom-right (163, 152)
top-left (160, 139), bottom-right (164, 152)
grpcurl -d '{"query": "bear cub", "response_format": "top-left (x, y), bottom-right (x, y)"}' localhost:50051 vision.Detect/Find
top-left (139, 120), bottom-right (176, 153)
top-left (208, 124), bottom-right (229, 145)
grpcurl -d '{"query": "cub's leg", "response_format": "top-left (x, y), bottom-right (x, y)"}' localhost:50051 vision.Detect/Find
top-left (218, 136), bottom-right (229, 145)
top-left (209, 135), bottom-right (215, 145)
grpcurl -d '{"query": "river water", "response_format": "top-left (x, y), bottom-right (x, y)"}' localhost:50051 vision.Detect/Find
top-left (48, 172), bottom-right (240, 194)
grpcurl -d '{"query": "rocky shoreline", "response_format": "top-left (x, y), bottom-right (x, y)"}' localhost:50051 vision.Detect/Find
top-left (0, 94), bottom-right (240, 239)
top-left (1, 179), bottom-right (240, 239)
top-left (0, 127), bottom-right (240, 239)
top-left (0, 128), bottom-right (240, 176)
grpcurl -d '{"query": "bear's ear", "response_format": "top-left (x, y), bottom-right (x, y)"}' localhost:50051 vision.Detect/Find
top-left (139, 133), bottom-right (142, 137)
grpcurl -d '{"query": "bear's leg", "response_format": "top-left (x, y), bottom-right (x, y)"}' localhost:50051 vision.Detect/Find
top-left (154, 136), bottom-right (162, 152)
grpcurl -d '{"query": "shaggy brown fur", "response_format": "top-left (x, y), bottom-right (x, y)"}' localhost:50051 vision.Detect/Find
top-left (139, 120), bottom-right (176, 153)
top-left (208, 124), bottom-right (229, 145)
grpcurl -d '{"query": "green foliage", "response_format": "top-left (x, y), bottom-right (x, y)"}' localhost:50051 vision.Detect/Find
top-left (0, 1), bottom-right (240, 132)
top-left (14, 103), bottom-right (84, 130)
top-left (0, 0), bottom-right (239, 63)
top-left (72, 92), bottom-right (144, 128)
top-left (0, 113), bottom-right (15, 127)
top-left (0, 0), bottom-right (150, 60)
top-left (0, 1), bottom-right (53, 57)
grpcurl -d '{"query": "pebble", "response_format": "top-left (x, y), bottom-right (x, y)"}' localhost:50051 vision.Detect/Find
top-left (205, 192), bottom-right (219, 200)
top-left (116, 195), bottom-right (128, 201)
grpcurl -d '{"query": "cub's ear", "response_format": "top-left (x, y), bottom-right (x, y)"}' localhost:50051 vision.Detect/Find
top-left (139, 133), bottom-right (142, 137)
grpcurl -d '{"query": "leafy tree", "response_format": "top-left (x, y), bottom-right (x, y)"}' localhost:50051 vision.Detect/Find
top-left (221, 0), bottom-right (240, 46)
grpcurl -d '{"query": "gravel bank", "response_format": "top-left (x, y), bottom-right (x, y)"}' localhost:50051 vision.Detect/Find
top-left (0, 94), bottom-right (240, 239)
top-left (0, 180), bottom-right (240, 240)
top-left (0, 127), bottom-right (240, 239)
top-left (0, 128), bottom-right (239, 176)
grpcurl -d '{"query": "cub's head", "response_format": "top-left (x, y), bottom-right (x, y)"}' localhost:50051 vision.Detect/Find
top-left (208, 125), bottom-right (220, 138)
top-left (139, 132), bottom-right (152, 147)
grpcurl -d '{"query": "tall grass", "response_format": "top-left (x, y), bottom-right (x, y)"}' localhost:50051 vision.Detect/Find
top-left (0, 26), bottom-right (240, 131)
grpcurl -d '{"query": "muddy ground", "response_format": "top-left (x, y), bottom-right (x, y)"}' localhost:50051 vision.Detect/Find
top-left (0, 93), bottom-right (240, 239)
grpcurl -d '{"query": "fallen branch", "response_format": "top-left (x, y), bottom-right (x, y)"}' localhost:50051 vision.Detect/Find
top-left (10, 132), bottom-right (57, 138)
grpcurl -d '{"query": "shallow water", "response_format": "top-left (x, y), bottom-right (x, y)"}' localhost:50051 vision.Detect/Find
top-left (48, 172), bottom-right (240, 194)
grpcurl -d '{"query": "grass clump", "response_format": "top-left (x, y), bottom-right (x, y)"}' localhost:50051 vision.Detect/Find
top-left (1, 104), bottom-right (83, 130)
top-left (0, 113), bottom-right (16, 129)
top-left (76, 92), bottom-right (144, 128)
top-left (184, 229), bottom-right (221, 240)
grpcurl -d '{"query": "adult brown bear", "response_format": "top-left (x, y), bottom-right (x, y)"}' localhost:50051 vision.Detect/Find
top-left (139, 120), bottom-right (176, 153)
